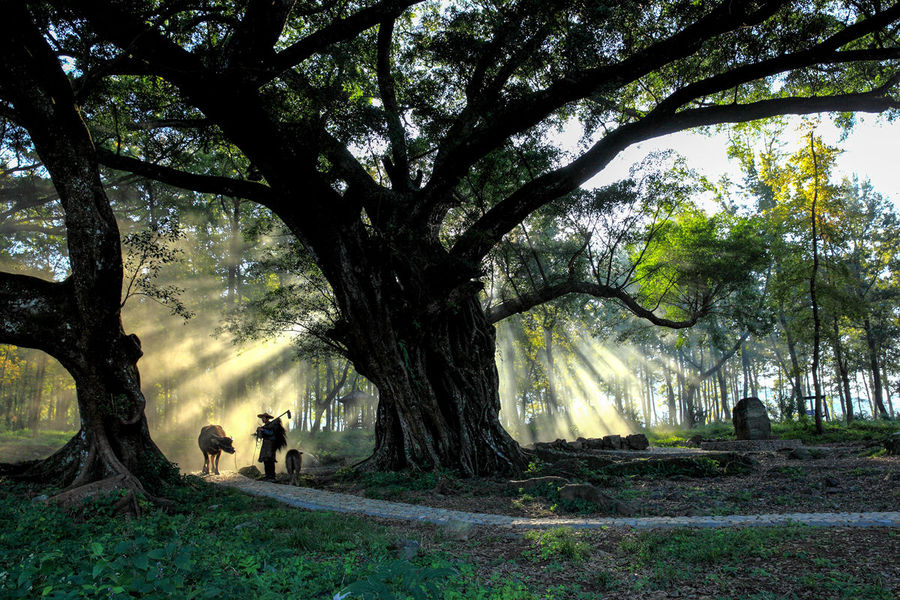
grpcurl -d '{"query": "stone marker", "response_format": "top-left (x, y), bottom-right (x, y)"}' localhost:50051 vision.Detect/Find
top-left (625, 433), bottom-right (650, 450)
top-left (239, 465), bottom-right (262, 478)
top-left (732, 397), bottom-right (772, 440)
top-left (602, 434), bottom-right (623, 449)
top-left (885, 432), bottom-right (900, 456)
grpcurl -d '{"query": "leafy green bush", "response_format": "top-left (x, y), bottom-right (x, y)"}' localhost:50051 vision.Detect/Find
top-left (338, 560), bottom-right (457, 600)
top-left (523, 527), bottom-right (591, 562)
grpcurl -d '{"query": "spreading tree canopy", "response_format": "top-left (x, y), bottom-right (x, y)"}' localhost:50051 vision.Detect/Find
top-left (1, 0), bottom-right (899, 477)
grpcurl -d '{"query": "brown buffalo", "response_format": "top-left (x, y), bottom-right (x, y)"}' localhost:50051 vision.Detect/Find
top-left (285, 449), bottom-right (303, 485)
top-left (198, 425), bottom-right (236, 475)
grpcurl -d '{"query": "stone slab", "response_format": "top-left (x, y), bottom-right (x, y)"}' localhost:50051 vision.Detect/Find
top-left (701, 439), bottom-right (801, 451)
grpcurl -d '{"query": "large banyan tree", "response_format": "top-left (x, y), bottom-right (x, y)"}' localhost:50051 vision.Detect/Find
top-left (0, 1), bottom-right (172, 503)
top-left (1, 0), bottom-right (899, 479)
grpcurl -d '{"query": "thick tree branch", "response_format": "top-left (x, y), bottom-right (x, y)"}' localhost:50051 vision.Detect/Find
top-left (54, 0), bottom-right (207, 83)
top-left (427, 0), bottom-right (789, 202)
top-left (225, 0), bottom-right (295, 72)
top-left (377, 17), bottom-right (409, 189)
top-left (57, 3), bottom-right (363, 232)
top-left (97, 148), bottom-right (277, 201)
top-left (269, 0), bottom-right (424, 77)
top-left (453, 89), bottom-right (900, 266)
top-left (0, 272), bottom-right (78, 354)
top-left (0, 224), bottom-right (65, 236)
top-left (0, 1), bottom-right (124, 321)
top-left (653, 2), bottom-right (900, 115)
top-left (486, 279), bottom-right (699, 329)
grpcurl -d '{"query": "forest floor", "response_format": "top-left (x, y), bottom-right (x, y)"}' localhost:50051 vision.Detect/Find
top-left (299, 442), bottom-right (900, 518)
top-left (226, 440), bottom-right (900, 598)
top-left (2, 430), bottom-right (899, 598)
top-left (363, 517), bottom-right (900, 600)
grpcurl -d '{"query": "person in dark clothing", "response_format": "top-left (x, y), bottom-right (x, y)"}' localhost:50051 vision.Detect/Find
top-left (255, 412), bottom-right (287, 482)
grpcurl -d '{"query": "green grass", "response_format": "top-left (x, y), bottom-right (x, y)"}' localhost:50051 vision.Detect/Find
top-left (0, 476), bottom-right (557, 600)
top-left (645, 421), bottom-right (737, 446)
top-left (0, 429), bottom-right (75, 463)
top-left (523, 527), bottom-right (591, 562)
top-left (771, 418), bottom-right (899, 444)
top-left (646, 417), bottom-right (898, 447)
top-left (618, 526), bottom-right (805, 587)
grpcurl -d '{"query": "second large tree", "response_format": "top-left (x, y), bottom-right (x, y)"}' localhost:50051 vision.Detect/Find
top-left (48, 0), bottom-right (900, 473)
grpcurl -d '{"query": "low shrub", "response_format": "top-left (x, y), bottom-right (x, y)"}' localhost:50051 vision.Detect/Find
top-left (523, 527), bottom-right (591, 562)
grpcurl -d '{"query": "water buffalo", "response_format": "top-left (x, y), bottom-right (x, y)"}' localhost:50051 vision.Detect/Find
top-left (285, 449), bottom-right (303, 485)
top-left (198, 425), bottom-right (236, 475)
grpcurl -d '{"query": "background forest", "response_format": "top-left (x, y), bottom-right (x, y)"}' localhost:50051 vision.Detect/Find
top-left (2, 120), bottom-right (897, 472)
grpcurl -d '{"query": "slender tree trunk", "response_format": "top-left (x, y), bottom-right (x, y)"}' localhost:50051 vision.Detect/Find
top-left (808, 135), bottom-right (824, 434)
top-left (862, 318), bottom-right (889, 418)
top-left (741, 344), bottom-right (750, 399)
top-left (750, 358), bottom-right (759, 398)
top-left (883, 361), bottom-right (894, 417)
top-left (783, 324), bottom-right (806, 417)
top-left (860, 371), bottom-right (874, 416)
top-left (831, 318), bottom-right (854, 423)
top-left (27, 352), bottom-right (48, 435)
top-left (718, 368), bottom-right (729, 421)
top-left (664, 369), bottom-right (676, 426)
top-left (543, 327), bottom-right (558, 417)
top-left (225, 197), bottom-right (241, 305)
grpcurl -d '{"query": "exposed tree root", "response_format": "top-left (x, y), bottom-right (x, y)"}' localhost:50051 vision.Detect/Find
top-left (2, 426), bottom-right (178, 515)
top-left (46, 474), bottom-right (144, 517)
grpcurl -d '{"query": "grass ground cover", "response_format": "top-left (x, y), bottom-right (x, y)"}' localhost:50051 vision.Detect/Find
top-left (0, 430), bottom-right (74, 463)
top-left (0, 419), bottom-right (898, 598)
top-left (1, 476), bottom-right (897, 599)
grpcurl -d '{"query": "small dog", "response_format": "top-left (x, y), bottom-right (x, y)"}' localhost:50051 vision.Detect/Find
top-left (285, 448), bottom-right (303, 486)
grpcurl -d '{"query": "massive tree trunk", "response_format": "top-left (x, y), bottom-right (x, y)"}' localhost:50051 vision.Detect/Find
top-left (13, 333), bottom-right (167, 492)
top-left (368, 302), bottom-right (522, 475)
top-left (0, 5), bottom-right (172, 503)
top-left (307, 224), bottom-right (525, 475)
top-left (349, 291), bottom-right (524, 475)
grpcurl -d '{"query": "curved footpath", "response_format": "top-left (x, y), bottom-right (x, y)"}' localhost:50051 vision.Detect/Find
top-left (209, 473), bottom-right (900, 530)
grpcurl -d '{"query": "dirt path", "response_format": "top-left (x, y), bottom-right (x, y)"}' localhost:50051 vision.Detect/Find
top-left (209, 472), bottom-right (900, 529)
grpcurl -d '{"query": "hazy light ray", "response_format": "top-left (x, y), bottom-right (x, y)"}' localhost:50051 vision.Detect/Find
top-left (496, 321), bottom-right (640, 443)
